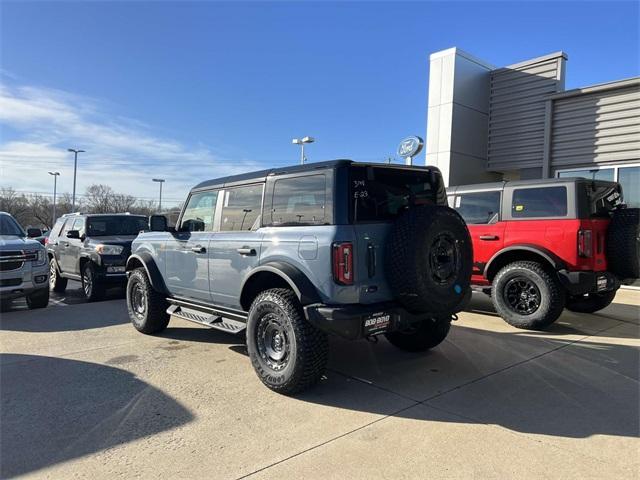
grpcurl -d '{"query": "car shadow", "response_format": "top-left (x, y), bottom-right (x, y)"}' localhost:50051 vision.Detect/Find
top-left (0, 299), bottom-right (130, 333)
top-left (0, 354), bottom-right (193, 478)
top-left (285, 323), bottom-right (638, 441)
top-left (467, 292), bottom-right (639, 337)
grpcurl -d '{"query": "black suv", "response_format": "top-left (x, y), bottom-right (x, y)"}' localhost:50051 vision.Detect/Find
top-left (47, 213), bottom-right (148, 301)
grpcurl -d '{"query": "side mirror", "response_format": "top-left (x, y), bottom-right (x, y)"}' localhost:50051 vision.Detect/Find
top-left (66, 230), bottom-right (80, 239)
top-left (149, 215), bottom-right (168, 232)
top-left (27, 228), bottom-right (42, 238)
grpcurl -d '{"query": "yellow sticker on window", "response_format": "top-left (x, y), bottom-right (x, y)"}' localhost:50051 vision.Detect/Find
top-left (515, 205), bottom-right (524, 211)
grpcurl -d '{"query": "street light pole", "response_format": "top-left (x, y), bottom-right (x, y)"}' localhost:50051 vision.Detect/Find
top-left (48, 171), bottom-right (60, 226)
top-left (292, 136), bottom-right (315, 165)
top-left (67, 148), bottom-right (85, 211)
top-left (152, 178), bottom-right (165, 212)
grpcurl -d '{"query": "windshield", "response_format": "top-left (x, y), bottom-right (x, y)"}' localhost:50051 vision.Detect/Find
top-left (350, 165), bottom-right (446, 223)
top-left (86, 216), bottom-right (148, 236)
top-left (0, 215), bottom-right (25, 236)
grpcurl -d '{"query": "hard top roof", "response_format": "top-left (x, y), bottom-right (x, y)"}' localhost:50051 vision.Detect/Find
top-left (192, 159), bottom-right (437, 191)
top-left (61, 212), bottom-right (146, 217)
top-left (447, 177), bottom-right (619, 193)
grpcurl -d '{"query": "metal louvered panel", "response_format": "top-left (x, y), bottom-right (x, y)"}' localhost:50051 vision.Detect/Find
top-left (549, 83), bottom-right (640, 168)
top-left (487, 52), bottom-right (566, 171)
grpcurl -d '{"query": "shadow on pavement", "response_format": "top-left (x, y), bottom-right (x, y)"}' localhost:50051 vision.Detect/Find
top-left (294, 323), bottom-right (640, 441)
top-left (0, 354), bottom-right (193, 478)
top-left (0, 299), bottom-right (130, 333)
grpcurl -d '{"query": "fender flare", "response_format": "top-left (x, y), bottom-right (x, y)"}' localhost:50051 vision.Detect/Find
top-left (240, 261), bottom-right (322, 307)
top-left (484, 244), bottom-right (566, 278)
top-left (126, 252), bottom-right (169, 295)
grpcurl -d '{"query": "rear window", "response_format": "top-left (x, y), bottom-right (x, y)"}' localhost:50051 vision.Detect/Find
top-left (350, 166), bottom-right (444, 223)
top-left (453, 191), bottom-right (501, 224)
top-left (270, 174), bottom-right (327, 226)
top-left (512, 186), bottom-right (567, 218)
top-left (86, 216), bottom-right (148, 236)
top-left (584, 183), bottom-right (623, 217)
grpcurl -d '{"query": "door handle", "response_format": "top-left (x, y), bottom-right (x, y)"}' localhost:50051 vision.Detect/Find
top-left (236, 247), bottom-right (257, 256)
top-left (191, 245), bottom-right (206, 253)
top-left (479, 235), bottom-right (499, 241)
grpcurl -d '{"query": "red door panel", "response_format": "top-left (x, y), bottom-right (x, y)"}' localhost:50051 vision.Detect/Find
top-left (467, 223), bottom-right (506, 285)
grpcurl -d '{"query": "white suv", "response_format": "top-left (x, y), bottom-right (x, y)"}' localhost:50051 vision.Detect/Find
top-left (0, 212), bottom-right (49, 310)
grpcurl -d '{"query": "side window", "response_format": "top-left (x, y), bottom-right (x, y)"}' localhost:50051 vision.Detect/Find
top-left (71, 218), bottom-right (85, 236)
top-left (180, 191), bottom-right (218, 232)
top-left (454, 191), bottom-right (501, 224)
top-left (270, 175), bottom-right (326, 226)
top-left (51, 218), bottom-right (66, 239)
top-left (61, 218), bottom-right (74, 237)
top-left (220, 184), bottom-right (263, 232)
top-left (512, 186), bottom-right (567, 218)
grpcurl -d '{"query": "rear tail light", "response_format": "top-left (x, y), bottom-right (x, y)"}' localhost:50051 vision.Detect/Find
top-left (332, 242), bottom-right (353, 285)
top-left (578, 229), bottom-right (592, 257)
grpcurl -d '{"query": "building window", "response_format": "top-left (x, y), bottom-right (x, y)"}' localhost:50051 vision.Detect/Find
top-left (452, 191), bottom-right (501, 224)
top-left (512, 186), bottom-right (567, 218)
top-left (557, 168), bottom-right (614, 182)
top-left (556, 164), bottom-right (640, 209)
top-left (270, 175), bottom-right (326, 226)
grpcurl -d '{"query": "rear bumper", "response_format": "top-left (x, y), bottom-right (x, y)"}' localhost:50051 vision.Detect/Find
top-left (304, 302), bottom-right (435, 340)
top-left (558, 270), bottom-right (620, 296)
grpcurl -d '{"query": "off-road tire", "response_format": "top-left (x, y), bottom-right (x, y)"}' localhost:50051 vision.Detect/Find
top-left (607, 208), bottom-right (639, 278)
top-left (82, 262), bottom-right (105, 302)
top-left (126, 268), bottom-right (170, 334)
top-left (566, 290), bottom-right (617, 314)
top-left (492, 261), bottom-right (565, 330)
top-left (385, 316), bottom-right (451, 352)
top-left (49, 258), bottom-right (67, 293)
top-left (246, 288), bottom-right (328, 395)
top-left (26, 288), bottom-right (49, 309)
top-left (386, 205), bottom-right (473, 315)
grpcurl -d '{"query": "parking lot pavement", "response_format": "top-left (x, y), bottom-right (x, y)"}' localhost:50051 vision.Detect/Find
top-left (1, 290), bottom-right (638, 479)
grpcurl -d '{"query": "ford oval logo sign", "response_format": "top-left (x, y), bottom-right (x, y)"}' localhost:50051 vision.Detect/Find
top-left (397, 136), bottom-right (424, 158)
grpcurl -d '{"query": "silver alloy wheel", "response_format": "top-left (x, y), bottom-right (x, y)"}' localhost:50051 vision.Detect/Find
top-left (82, 265), bottom-right (93, 297)
top-left (49, 261), bottom-right (57, 289)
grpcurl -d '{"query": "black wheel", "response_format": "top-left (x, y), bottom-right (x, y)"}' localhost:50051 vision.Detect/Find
top-left (492, 261), bottom-right (565, 330)
top-left (566, 290), bottom-right (617, 313)
top-left (49, 258), bottom-right (67, 293)
top-left (81, 262), bottom-right (105, 302)
top-left (606, 208), bottom-right (639, 279)
top-left (26, 289), bottom-right (49, 309)
top-left (126, 268), bottom-right (170, 334)
top-left (246, 288), bottom-right (328, 395)
top-left (386, 205), bottom-right (473, 315)
top-left (385, 316), bottom-right (451, 352)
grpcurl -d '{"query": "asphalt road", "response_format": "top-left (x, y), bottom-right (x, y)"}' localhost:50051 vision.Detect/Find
top-left (1, 286), bottom-right (638, 479)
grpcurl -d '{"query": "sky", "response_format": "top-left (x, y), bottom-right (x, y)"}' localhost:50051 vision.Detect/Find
top-left (1, 0), bottom-right (638, 207)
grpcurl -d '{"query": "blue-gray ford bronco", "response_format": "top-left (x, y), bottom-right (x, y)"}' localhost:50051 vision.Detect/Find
top-left (126, 160), bottom-right (473, 394)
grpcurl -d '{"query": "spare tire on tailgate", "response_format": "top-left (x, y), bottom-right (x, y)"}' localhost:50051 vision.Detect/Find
top-left (385, 205), bottom-right (473, 315)
top-left (607, 208), bottom-right (640, 278)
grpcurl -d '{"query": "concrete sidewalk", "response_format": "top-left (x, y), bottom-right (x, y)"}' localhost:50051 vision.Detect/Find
top-left (1, 290), bottom-right (638, 479)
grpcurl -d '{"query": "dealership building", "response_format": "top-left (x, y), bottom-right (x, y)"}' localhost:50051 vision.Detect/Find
top-left (424, 48), bottom-right (640, 209)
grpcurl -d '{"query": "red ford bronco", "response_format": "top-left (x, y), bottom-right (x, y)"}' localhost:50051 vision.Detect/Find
top-left (447, 178), bottom-right (639, 330)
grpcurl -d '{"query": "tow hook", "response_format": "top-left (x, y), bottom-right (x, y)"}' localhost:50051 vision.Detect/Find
top-left (365, 335), bottom-right (379, 343)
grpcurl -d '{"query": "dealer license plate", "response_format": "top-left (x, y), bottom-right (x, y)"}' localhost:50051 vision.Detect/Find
top-left (596, 275), bottom-right (608, 292)
top-left (363, 312), bottom-right (392, 335)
